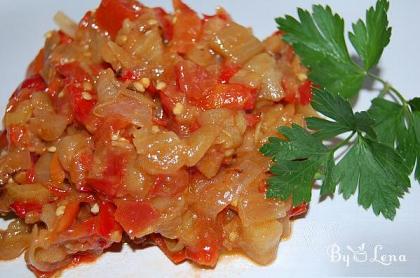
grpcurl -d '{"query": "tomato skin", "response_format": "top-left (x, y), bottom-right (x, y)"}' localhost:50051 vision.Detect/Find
top-left (153, 7), bottom-right (173, 41)
top-left (56, 62), bottom-right (91, 84)
top-left (114, 200), bottom-right (159, 237)
top-left (170, 0), bottom-right (202, 54)
top-left (66, 85), bottom-right (97, 123)
top-left (55, 201), bottom-right (80, 233)
top-left (151, 235), bottom-right (187, 264)
top-left (245, 113), bottom-right (261, 128)
top-left (97, 202), bottom-right (121, 238)
top-left (289, 203), bottom-right (309, 218)
top-left (200, 83), bottom-right (257, 110)
top-left (87, 148), bottom-right (128, 197)
top-left (298, 80), bottom-right (313, 105)
top-left (10, 201), bottom-right (42, 219)
top-left (7, 74), bottom-right (47, 112)
top-left (56, 62), bottom-right (96, 123)
top-left (175, 60), bottom-right (215, 104)
top-left (7, 124), bottom-right (31, 148)
top-left (218, 62), bottom-right (240, 84)
top-left (95, 0), bottom-right (141, 39)
top-left (58, 31), bottom-right (73, 45)
top-left (149, 171), bottom-right (189, 198)
top-left (282, 75), bottom-right (299, 104)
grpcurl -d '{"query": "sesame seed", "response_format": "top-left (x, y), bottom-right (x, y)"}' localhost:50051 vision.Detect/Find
top-left (140, 77), bottom-right (150, 88)
top-left (90, 203), bottom-right (100, 214)
top-left (81, 91), bottom-right (93, 100)
top-left (110, 231), bottom-right (122, 242)
top-left (156, 81), bottom-right (167, 91)
top-left (147, 19), bottom-right (158, 25)
top-left (7, 177), bottom-right (14, 184)
top-left (56, 205), bottom-right (66, 216)
top-left (172, 102), bottom-right (184, 115)
top-left (118, 137), bottom-right (128, 143)
top-left (116, 35), bottom-right (128, 45)
top-left (111, 133), bottom-right (120, 141)
top-left (229, 231), bottom-right (238, 241)
top-left (83, 52), bottom-right (92, 57)
top-left (58, 91), bottom-right (65, 98)
top-left (297, 73), bottom-right (307, 81)
top-left (133, 81), bottom-right (145, 92)
top-left (123, 19), bottom-right (132, 30)
top-left (83, 82), bottom-right (92, 91)
top-left (172, 17), bottom-right (177, 24)
top-left (47, 146), bottom-right (57, 153)
top-left (151, 125), bottom-right (160, 134)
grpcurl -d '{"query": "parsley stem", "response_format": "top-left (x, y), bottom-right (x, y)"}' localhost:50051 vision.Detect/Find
top-left (332, 131), bottom-right (356, 152)
top-left (367, 73), bottom-right (407, 104)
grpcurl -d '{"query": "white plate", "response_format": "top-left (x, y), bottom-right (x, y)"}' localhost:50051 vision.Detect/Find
top-left (0, 1), bottom-right (419, 277)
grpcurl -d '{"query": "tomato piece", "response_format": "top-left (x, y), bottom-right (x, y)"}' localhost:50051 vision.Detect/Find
top-left (95, 0), bottom-right (141, 39)
top-left (56, 62), bottom-right (91, 84)
top-left (60, 201), bottom-right (121, 242)
top-left (281, 75), bottom-right (299, 104)
top-left (88, 151), bottom-right (127, 197)
top-left (26, 49), bottom-right (45, 77)
top-left (149, 170), bottom-right (189, 198)
top-left (55, 201), bottom-right (80, 233)
top-left (10, 201), bottom-right (42, 219)
top-left (0, 130), bottom-right (8, 150)
top-left (97, 202), bottom-right (121, 238)
top-left (175, 60), bottom-right (216, 103)
top-left (289, 203), bottom-right (309, 218)
top-left (117, 68), bottom-right (142, 81)
top-left (258, 181), bottom-right (268, 193)
top-left (200, 83), bottom-right (257, 110)
top-left (153, 7), bottom-right (173, 41)
top-left (218, 62), bottom-right (240, 84)
top-left (170, 0), bottom-right (202, 54)
top-left (66, 85), bottom-right (97, 123)
top-left (245, 113), bottom-right (260, 128)
top-left (158, 85), bottom-right (186, 114)
top-left (185, 242), bottom-right (220, 267)
top-left (203, 8), bottom-right (231, 22)
top-left (151, 234), bottom-right (187, 264)
top-left (58, 30), bottom-right (73, 45)
top-left (7, 74), bottom-right (47, 112)
top-left (298, 80), bottom-right (313, 105)
top-left (185, 219), bottom-right (221, 267)
top-left (94, 116), bottom-right (131, 143)
top-left (45, 182), bottom-right (70, 198)
top-left (25, 164), bottom-right (36, 184)
top-left (114, 200), bottom-right (159, 237)
top-left (7, 124), bottom-right (31, 148)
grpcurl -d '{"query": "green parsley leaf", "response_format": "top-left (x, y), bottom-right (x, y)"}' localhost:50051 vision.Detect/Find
top-left (267, 159), bottom-right (319, 206)
top-left (276, 6), bottom-right (365, 98)
top-left (260, 124), bottom-right (327, 161)
top-left (409, 97), bottom-right (420, 112)
top-left (368, 98), bottom-right (417, 171)
top-left (307, 90), bottom-right (376, 139)
top-left (336, 137), bottom-right (408, 220)
top-left (276, 1), bottom-right (392, 98)
top-left (265, 0), bottom-right (416, 221)
top-left (349, 0), bottom-right (392, 70)
top-left (261, 89), bottom-right (411, 220)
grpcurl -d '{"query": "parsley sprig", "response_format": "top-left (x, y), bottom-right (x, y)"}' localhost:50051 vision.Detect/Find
top-left (261, 0), bottom-right (420, 220)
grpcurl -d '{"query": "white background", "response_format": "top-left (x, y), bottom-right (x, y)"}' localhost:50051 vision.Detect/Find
top-left (0, 1), bottom-right (419, 277)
